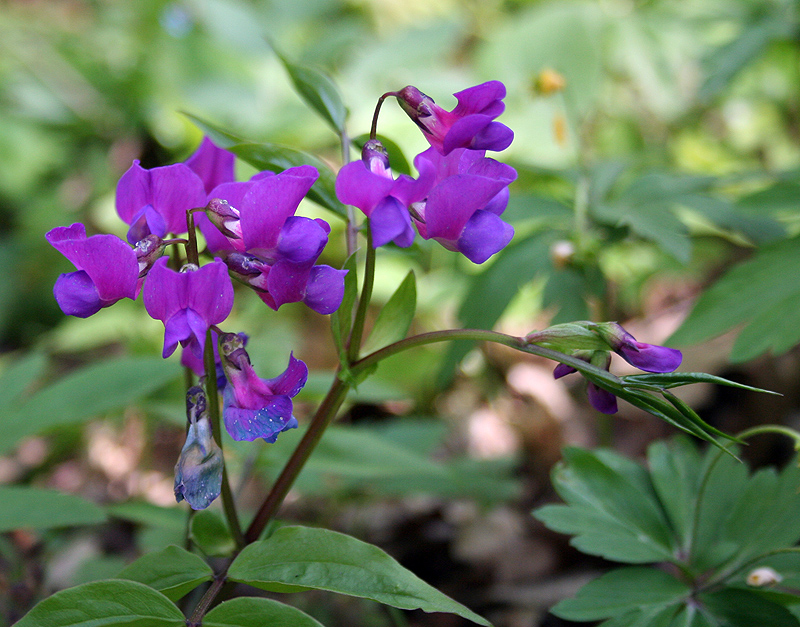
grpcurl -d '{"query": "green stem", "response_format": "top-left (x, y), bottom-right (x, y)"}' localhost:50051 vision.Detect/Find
top-left (245, 374), bottom-right (350, 543)
top-left (702, 546), bottom-right (800, 591)
top-left (347, 224), bottom-right (375, 362)
top-left (340, 129), bottom-right (358, 258)
top-left (186, 209), bottom-right (200, 266)
top-left (203, 329), bottom-right (245, 549)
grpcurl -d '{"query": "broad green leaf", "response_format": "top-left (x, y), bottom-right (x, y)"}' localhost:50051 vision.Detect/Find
top-left (362, 270), bottom-right (416, 354)
top-left (203, 597), bottom-right (326, 627)
top-left (108, 502), bottom-right (187, 531)
top-left (116, 545), bottom-right (213, 601)
top-left (229, 143), bottom-right (345, 219)
top-left (701, 588), bottom-right (800, 627)
top-left (600, 604), bottom-right (683, 627)
top-left (667, 236), bottom-right (800, 361)
top-left (14, 579), bottom-right (185, 627)
top-left (542, 268), bottom-right (592, 324)
top-left (0, 356), bottom-right (179, 454)
top-left (278, 53), bottom-right (346, 133)
top-left (680, 194), bottom-right (785, 245)
top-left (352, 134), bottom-right (411, 176)
top-left (228, 525), bottom-right (490, 625)
top-left (0, 487), bottom-right (106, 532)
top-left (551, 567), bottom-right (689, 621)
top-left (0, 350), bottom-right (47, 407)
top-left (190, 509), bottom-right (236, 557)
top-left (736, 180), bottom-right (800, 217)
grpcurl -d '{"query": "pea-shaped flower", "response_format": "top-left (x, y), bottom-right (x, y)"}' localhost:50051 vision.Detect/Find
top-left (185, 136), bottom-right (236, 194)
top-left (143, 257), bottom-right (234, 360)
top-left (219, 333), bottom-right (307, 443)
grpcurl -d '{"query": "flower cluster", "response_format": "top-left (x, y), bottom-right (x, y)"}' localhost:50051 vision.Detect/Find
top-left (336, 81), bottom-right (517, 264)
top-left (527, 322), bottom-right (683, 414)
top-left (46, 137), bottom-right (346, 508)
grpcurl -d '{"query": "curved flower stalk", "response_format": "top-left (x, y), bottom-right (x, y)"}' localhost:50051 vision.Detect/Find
top-left (116, 160), bottom-right (207, 244)
top-left (143, 257), bottom-right (234, 360)
top-left (218, 333), bottom-right (308, 442)
top-left (393, 81), bottom-right (514, 155)
top-left (174, 386), bottom-right (224, 510)
top-left (45, 223), bottom-right (166, 318)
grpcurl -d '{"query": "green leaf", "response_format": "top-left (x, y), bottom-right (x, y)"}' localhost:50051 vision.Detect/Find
top-left (203, 597), bottom-right (326, 627)
top-left (0, 350), bottom-right (47, 407)
top-left (277, 53), bottom-right (346, 133)
top-left (331, 253), bottom-right (358, 369)
top-left (14, 579), bottom-right (185, 627)
top-left (116, 545), bottom-right (213, 601)
top-left (667, 236), bottom-right (800, 361)
top-left (190, 510), bottom-right (236, 557)
top-left (551, 567), bottom-right (690, 621)
top-left (229, 143), bottom-right (345, 219)
top-left (0, 356), bottom-right (179, 454)
top-left (363, 270), bottom-right (416, 354)
top-left (0, 487), bottom-right (106, 532)
top-left (622, 372), bottom-right (779, 395)
top-left (108, 502), bottom-right (187, 531)
top-left (599, 604), bottom-right (682, 627)
top-left (352, 134), bottom-right (411, 176)
top-left (228, 525), bottom-right (490, 625)
top-left (701, 588), bottom-right (800, 627)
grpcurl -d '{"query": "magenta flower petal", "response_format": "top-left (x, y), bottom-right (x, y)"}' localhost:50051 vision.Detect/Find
top-left (263, 352), bottom-right (309, 397)
top-left (303, 265), bottom-right (347, 315)
top-left (276, 217), bottom-right (328, 264)
top-left (371, 197), bottom-right (415, 248)
top-left (53, 272), bottom-right (103, 318)
top-left (185, 137), bottom-right (235, 194)
top-left (553, 363), bottom-right (577, 379)
top-left (457, 209), bottom-right (514, 264)
top-left (424, 174), bottom-right (509, 241)
top-left (266, 260), bottom-right (313, 309)
top-left (588, 383), bottom-right (618, 414)
top-left (335, 161), bottom-right (394, 215)
top-left (116, 161), bottom-right (206, 243)
top-left (452, 81), bottom-right (507, 117)
top-left (619, 342), bottom-right (683, 373)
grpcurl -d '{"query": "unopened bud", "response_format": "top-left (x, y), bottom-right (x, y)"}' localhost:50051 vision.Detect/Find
top-left (219, 331), bottom-right (250, 373)
top-left (747, 567), bottom-right (782, 587)
top-left (534, 69), bottom-right (566, 95)
top-left (362, 139), bottom-right (390, 175)
top-left (525, 322), bottom-right (607, 352)
top-left (134, 234), bottom-right (167, 277)
top-left (205, 198), bottom-right (242, 239)
top-left (550, 240), bottom-right (575, 269)
top-left (394, 85), bottom-right (436, 131)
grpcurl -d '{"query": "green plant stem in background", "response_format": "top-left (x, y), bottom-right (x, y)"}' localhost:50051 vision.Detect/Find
top-left (203, 329), bottom-right (244, 549)
top-left (186, 209), bottom-right (201, 267)
top-left (347, 224), bottom-right (375, 362)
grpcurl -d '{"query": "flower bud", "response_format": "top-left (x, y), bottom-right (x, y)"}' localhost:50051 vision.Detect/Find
top-left (174, 386), bottom-right (223, 510)
top-left (205, 198), bottom-right (242, 239)
top-left (394, 85), bottom-right (436, 129)
top-left (134, 234), bottom-right (166, 277)
top-left (747, 567), bottom-right (782, 587)
top-left (533, 68), bottom-right (566, 95)
top-left (593, 322), bottom-right (682, 373)
top-left (362, 139), bottom-right (390, 175)
top-left (526, 322), bottom-right (608, 353)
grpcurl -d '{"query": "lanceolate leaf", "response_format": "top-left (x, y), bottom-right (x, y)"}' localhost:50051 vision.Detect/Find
top-left (0, 487), bottom-right (106, 532)
top-left (203, 597), bottom-right (326, 627)
top-left (14, 580), bottom-right (185, 627)
top-left (116, 545), bottom-right (213, 601)
top-left (362, 270), bottom-right (416, 354)
top-left (228, 525), bottom-right (490, 625)
top-left (277, 54), bottom-right (347, 134)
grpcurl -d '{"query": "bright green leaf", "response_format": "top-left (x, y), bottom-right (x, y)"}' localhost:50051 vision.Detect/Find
top-left (203, 597), bottom-right (326, 627)
top-left (278, 54), bottom-right (347, 133)
top-left (0, 487), bottom-right (106, 532)
top-left (191, 510), bottom-right (236, 557)
top-left (228, 525), bottom-right (490, 625)
top-left (14, 579), bottom-right (185, 627)
top-left (116, 545), bottom-right (213, 602)
top-left (362, 270), bottom-right (416, 354)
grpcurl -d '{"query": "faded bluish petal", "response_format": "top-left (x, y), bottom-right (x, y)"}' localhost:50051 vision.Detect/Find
top-left (371, 197), bottom-right (415, 248)
top-left (185, 137), bottom-right (236, 194)
top-left (116, 161), bottom-right (206, 242)
top-left (53, 271), bottom-right (103, 318)
top-left (174, 390), bottom-right (223, 510)
top-left (457, 209), bottom-right (514, 264)
top-left (222, 388), bottom-right (297, 442)
top-left (588, 383), bottom-right (618, 415)
top-left (303, 265), bottom-right (347, 315)
top-left (277, 216), bottom-right (328, 263)
top-left (240, 165), bottom-right (318, 252)
top-left (263, 352), bottom-right (309, 397)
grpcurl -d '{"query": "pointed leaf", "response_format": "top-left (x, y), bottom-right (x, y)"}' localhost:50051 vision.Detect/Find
top-left (228, 525), bottom-right (489, 625)
top-left (190, 509), bottom-right (236, 557)
top-left (701, 588), bottom-right (800, 627)
top-left (278, 54), bottom-right (346, 133)
top-left (14, 579), bottom-right (185, 627)
top-left (0, 487), bottom-right (106, 532)
top-left (0, 351), bottom-right (47, 408)
top-left (116, 545), bottom-right (213, 601)
top-left (363, 270), bottom-right (416, 354)
top-left (203, 597), bottom-right (326, 627)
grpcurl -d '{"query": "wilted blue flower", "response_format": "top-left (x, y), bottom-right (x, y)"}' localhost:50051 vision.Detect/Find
top-left (174, 387), bottom-right (223, 510)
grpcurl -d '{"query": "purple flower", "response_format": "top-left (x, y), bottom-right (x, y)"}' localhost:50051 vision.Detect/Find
top-left (394, 81), bottom-right (514, 155)
top-left (554, 352), bottom-right (618, 414)
top-left (595, 322), bottom-right (683, 373)
top-left (46, 223), bottom-right (141, 318)
top-left (174, 386), bottom-right (223, 510)
top-left (116, 160), bottom-right (207, 244)
top-left (197, 166), bottom-right (347, 314)
top-left (143, 257), bottom-right (234, 359)
top-left (411, 147), bottom-right (516, 263)
top-left (219, 333), bottom-right (307, 442)
top-left (335, 140), bottom-right (433, 248)
top-left (185, 137), bottom-right (236, 195)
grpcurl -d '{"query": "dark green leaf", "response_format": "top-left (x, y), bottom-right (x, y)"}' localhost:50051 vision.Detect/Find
top-left (599, 604), bottom-right (683, 627)
top-left (622, 372), bottom-right (780, 395)
top-left (363, 270), bottom-right (416, 354)
top-left (701, 588), bottom-right (800, 627)
top-left (108, 502), bottom-right (187, 531)
top-left (352, 134), bottom-right (411, 176)
top-left (228, 525), bottom-right (490, 625)
top-left (542, 269), bottom-right (591, 324)
top-left (203, 597), bottom-right (326, 627)
top-left (0, 351), bottom-right (47, 407)
top-left (191, 510), bottom-right (236, 557)
top-left (551, 567), bottom-right (689, 621)
top-left (14, 579), bottom-right (185, 627)
top-left (0, 487), bottom-right (106, 532)
top-left (116, 545), bottom-right (213, 601)
top-left (278, 54), bottom-right (347, 133)
top-left (0, 356), bottom-right (179, 454)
